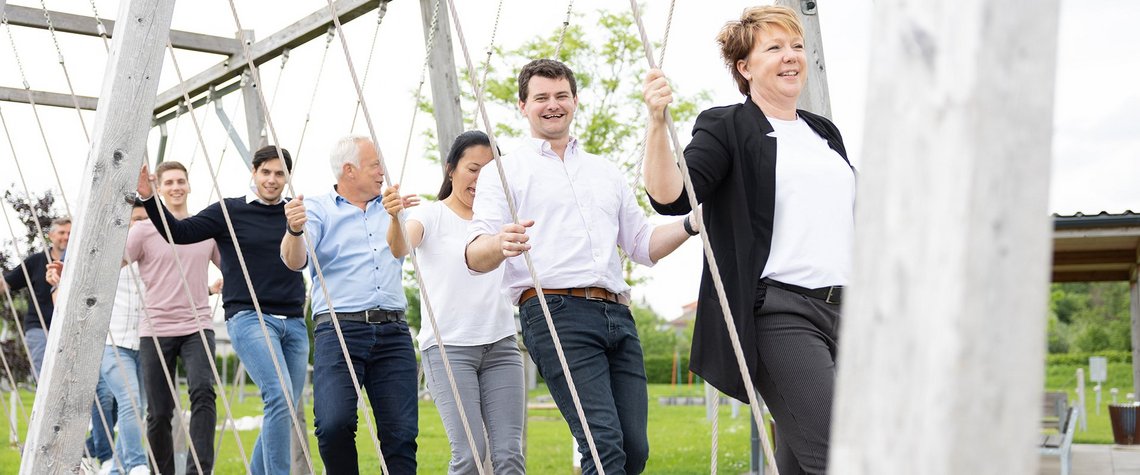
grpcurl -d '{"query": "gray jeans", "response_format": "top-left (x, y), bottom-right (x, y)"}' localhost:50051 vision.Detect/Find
top-left (423, 335), bottom-right (526, 474)
top-left (25, 327), bottom-right (46, 380)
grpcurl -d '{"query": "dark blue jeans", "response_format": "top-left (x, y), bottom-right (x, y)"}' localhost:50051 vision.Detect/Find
top-left (86, 374), bottom-right (117, 463)
top-left (520, 295), bottom-right (649, 475)
top-left (313, 319), bottom-right (418, 474)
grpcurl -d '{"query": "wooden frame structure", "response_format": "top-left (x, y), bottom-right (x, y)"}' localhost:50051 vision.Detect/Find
top-left (0, 0), bottom-right (463, 470)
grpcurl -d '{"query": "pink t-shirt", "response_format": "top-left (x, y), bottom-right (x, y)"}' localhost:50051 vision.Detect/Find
top-left (124, 220), bottom-right (220, 337)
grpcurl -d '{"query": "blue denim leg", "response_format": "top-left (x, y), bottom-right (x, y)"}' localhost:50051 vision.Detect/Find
top-left (24, 327), bottom-right (46, 380)
top-left (520, 296), bottom-right (649, 475)
top-left (313, 320), bottom-right (418, 474)
top-left (101, 345), bottom-right (147, 474)
top-left (88, 373), bottom-right (118, 463)
top-left (227, 310), bottom-right (310, 475)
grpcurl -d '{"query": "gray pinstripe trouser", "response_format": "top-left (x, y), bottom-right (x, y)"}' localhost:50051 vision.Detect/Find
top-left (754, 283), bottom-right (841, 475)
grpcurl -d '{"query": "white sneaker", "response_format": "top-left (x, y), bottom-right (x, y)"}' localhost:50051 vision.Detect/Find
top-left (127, 466), bottom-right (151, 475)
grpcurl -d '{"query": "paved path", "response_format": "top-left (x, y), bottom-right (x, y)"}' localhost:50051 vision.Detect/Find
top-left (1040, 445), bottom-right (1140, 474)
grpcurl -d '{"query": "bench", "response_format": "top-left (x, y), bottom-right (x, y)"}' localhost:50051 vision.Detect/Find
top-left (1040, 391), bottom-right (1078, 475)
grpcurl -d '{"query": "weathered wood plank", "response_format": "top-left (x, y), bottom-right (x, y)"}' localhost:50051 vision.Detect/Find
top-left (151, 0), bottom-right (379, 117)
top-left (18, 0), bottom-right (175, 472)
top-left (0, 85), bottom-right (98, 111)
top-left (420, 0), bottom-right (462, 164)
top-left (1, 3), bottom-right (239, 56)
top-left (829, 1), bottom-right (1060, 474)
top-left (775, 0), bottom-right (831, 118)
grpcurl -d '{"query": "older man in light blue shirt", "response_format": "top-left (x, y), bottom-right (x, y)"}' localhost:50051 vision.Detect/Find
top-left (281, 135), bottom-right (419, 474)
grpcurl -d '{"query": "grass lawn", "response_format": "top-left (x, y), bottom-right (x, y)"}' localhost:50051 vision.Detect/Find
top-left (1046, 361), bottom-right (1135, 444)
top-left (0, 383), bottom-right (757, 473)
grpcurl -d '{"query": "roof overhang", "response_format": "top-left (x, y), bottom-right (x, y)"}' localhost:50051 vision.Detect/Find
top-left (1052, 212), bottom-right (1140, 283)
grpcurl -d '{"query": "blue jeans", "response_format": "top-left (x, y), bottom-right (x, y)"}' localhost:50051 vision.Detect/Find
top-left (24, 327), bottom-right (46, 380)
top-left (520, 295), bottom-right (649, 475)
top-left (313, 319), bottom-right (418, 474)
top-left (101, 345), bottom-right (147, 474)
top-left (227, 311), bottom-right (310, 475)
top-left (87, 374), bottom-right (117, 463)
top-left (423, 336), bottom-right (525, 474)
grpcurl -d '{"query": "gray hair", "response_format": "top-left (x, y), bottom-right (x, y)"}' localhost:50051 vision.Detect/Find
top-left (49, 217), bottom-right (72, 232)
top-left (329, 135), bottom-right (370, 180)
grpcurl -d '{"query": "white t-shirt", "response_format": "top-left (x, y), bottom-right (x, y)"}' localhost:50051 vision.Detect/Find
top-left (410, 201), bottom-right (516, 350)
top-left (760, 115), bottom-right (856, 288)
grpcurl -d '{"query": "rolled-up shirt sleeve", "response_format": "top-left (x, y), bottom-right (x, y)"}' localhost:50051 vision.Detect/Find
top-left (616, 182), bottom-right (655, 267)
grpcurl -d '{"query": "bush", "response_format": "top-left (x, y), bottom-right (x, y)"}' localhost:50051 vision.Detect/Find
top-left (1046, 350), bottom-right (1132, 366)
top-left (643, 354), bottom-right (691, 384)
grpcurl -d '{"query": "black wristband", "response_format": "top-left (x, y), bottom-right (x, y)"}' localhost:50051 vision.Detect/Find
top-left (287, 227), bottom-right (304, 236)
top-left (683, 216), bottom-right (699, 236)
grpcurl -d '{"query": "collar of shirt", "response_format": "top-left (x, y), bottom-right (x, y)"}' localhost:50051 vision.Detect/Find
top-left (522, 136), bottom-right (581, 160)
top-left (245, 189), bottom-right (283, 206)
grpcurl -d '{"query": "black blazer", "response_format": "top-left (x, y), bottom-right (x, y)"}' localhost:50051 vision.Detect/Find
top-left (649, 96), bottom-right (850, 402)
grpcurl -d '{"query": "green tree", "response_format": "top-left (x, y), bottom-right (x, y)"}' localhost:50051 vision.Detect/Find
top-left (1049, 282), bottom-right (1131, 354)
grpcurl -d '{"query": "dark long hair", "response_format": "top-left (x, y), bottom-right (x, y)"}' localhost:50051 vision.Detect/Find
top-left (438, 130), bottom-right (491, 199)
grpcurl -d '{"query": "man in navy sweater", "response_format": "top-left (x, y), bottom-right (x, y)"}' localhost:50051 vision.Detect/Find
top-left (137, 146), bottom-right (308, 474)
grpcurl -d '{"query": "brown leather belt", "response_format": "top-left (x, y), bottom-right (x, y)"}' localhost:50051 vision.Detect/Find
top-left (519, 287), bottom-right (624, 306)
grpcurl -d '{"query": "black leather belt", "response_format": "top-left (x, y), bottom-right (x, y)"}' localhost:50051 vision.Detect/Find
top-left (314, 308), bottom-right (405, 325)
top-left (761, 278), bottom-right (843, 305)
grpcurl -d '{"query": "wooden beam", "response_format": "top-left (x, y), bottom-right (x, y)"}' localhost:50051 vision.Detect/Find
top-left (152, 0), bottom-right (379, 117)
top-left (775, 0), bottom-right (831, 118)
top-left (830, 1), bottom-right (1060, 473)
top-left (420, 0), bottom-right (462, 163)
top-left (18, 0), bottom-right (175, 471)
top-left (1, 3), bottom-right (239, 56)
top-left (1052, 270), bottom-right (1132, 283)
top-left (1052, 249), bottom-right (1138, 266)
top-left (238, 30), bottom-right (266, 151)
top-left (0, 85), bottom-right (97, 110)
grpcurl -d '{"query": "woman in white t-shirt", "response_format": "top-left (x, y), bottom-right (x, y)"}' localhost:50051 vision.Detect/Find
top-left (383, 130), bottom-right (525, 474)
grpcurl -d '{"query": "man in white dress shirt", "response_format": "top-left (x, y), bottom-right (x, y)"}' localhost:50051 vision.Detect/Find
top-left (465, 59), bottom-right (696, 475)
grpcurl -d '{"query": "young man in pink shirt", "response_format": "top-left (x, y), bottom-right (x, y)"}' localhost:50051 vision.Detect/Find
top-left (125, 161), bottom-right (221, 475)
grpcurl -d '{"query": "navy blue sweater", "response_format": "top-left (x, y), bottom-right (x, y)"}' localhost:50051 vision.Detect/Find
top-left (144, 196), bottom-right (305, 320)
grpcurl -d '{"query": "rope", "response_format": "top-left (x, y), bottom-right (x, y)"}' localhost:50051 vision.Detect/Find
top-left (223, 0), bottom-right (393, 469)
top-left (321, 0), bottom-right (486, 471)
top-left (626, 1), bottom-right (779, 473)
top-left (267, 49), bottom-right (291, 117)
top-left (163, 41), bottom-right (315, 473)
top-left (292, 27), bottom-right (336, 173)
top-left (710, 388), bottom-right (719, 474)
top-left (0, 15), bottom-right (72, 216)
top-left (396, 0), bottom-right (441, 184)
top-left (349, 0), bottom-right (390, 131)
top-left (205, 94), bottom-right (245, 205)
top-left (36, 1), bottom-right (91, 143)
top-left (552, 0), bottom-right (575, 59)
top-left (86, 0), bottom-right (111, 51)
top-left (630, 0), bottom-right (676, 190)
top-left (444, 0), bottom-right (607, 472)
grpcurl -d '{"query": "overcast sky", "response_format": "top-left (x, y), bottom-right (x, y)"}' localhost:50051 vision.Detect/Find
top-left (0, 0), bottom-right (1136, 319)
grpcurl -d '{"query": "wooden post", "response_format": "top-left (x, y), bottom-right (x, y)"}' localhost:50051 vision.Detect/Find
top-left (419, 0), bottom-right (462, 164)
top-left (239, 30), bottom-right (267, 152)
top-left (1131, 261), bottom-right (1139, 400)
top-left (829, 1), bottom-right (1060, 474)
top-left (18, 0), bottom-right (176, 472)
top-left (775, 0), bottom-right (831, 118)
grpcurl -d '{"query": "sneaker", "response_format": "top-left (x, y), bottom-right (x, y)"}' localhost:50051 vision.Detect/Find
top-left (97, 460), bottom-right (113, 475)
top-left (127, 466), bottom-right (151, 475)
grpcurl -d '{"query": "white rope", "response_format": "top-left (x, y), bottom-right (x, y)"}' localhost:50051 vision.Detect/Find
top-left (444, 0), bottom-right (608, 472)
top-left (630, 0), bottom-right (677, 190)
top-left (0, 15), bottom-right (72, 215)
top-left (395, 0), bottom-right (441, 184)
top-left (86, 0), bottom-right (111, 52)
top-left (163, 41), bottom-right (316, 473)
top-left (223, 0), bottom-right (391, 469)
top-left (320, 0), bottom-right (487, 471)
top-left (292, 27), bottom-right (336, 172)
top-left (625, 2), bottom-right (780, 472)
top-left (552, 0), bottom-right (575, 59)
top-left (710, 388), bottom-right (719, 474)
top-left (349, 0), bottom-right (390, 131)
top-left (35, 1), bottom-right (91, 143)
top-left (205, 94), bottom-right (245, 205)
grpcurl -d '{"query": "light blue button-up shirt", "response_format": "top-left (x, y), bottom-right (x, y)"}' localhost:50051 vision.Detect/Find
top-left (302, 188), bottom-right (406, 315)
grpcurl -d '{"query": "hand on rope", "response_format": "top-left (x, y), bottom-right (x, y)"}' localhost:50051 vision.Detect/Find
top-left (381, 185), bottom-right (421, 218)
top-left (498, 220), bottom-right (534, 258)
top-left (45, 261), bottom-right (62, 288)
top-left (136, 164), bottom-right (156, 200)
top-left (283, 196), bottom-right (307, 237)
top-left (643, 69), bottom-right (675, 121)
top-left (209, 278), bottom-right (223, 296)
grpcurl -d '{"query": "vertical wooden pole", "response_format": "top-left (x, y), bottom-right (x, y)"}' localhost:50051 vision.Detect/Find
top-left (239, 30), bottom-right (267, 153)
top-left (775, 0), bottom-right (831, 118)
top-left (419, 0), bottom-right (462, 164)
top-left (19, 0), bottom-right (176, 472)
top-left (829, 1), bottom-right (1060, 474)
top-left (1131, 261), bottom-right (1139, 400)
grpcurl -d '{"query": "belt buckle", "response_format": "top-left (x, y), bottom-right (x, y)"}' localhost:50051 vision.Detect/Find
top-left (583, 288), bottom-right (605, 302)
top-left (364, 309), bottom-right (384, 324)
top-left (825, 287), bottom-right (841, 305)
